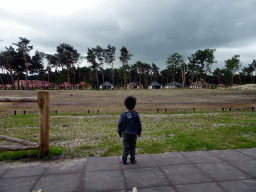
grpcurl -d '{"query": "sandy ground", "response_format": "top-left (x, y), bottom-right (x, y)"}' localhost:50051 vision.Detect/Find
top-left (0, 88), bottom-right (256, 116)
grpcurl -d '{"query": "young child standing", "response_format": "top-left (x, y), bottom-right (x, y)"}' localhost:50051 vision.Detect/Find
top-left (118, 96), bottom-right (142, 165)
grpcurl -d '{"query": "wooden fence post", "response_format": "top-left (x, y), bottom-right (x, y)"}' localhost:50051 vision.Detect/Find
top-left (37, 91), bottom-right (50, 157)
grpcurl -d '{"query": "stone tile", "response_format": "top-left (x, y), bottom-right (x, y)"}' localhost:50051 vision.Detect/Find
top-left (229, 160), bottom-right (256, 177)
top-left (209, 149), bottom-right (253, 162)
top-left (236, 148), bottom-right (256, 159)
top-left (119, 154), bottom-right (157, 169)
top-left (0, 175), bottom-right (40, 192)
top-left (86, 156), bottom-right (121, 172)
top-left (161, 165), bottom-right (212, 185)
top-left (218, 179), bottom-right (256, 192)
top-left (123, 167), bottom-right (169, 189)
top-left (151, 152), bottom-right (191, 166)
top-left (181, 151), bottom-right (223, 164)
top-left (82, 170), bottom-right (126, 191)
top-left (4, 161), bottom-right (50, 168)
top-left (44, 159), bottom-right (85, 175)
top-left (0, 163), bottom-right (10, 177)
top-left (137, 186), bottom-right (176, 192)
top-left (175, 183), bottom-right (225, 192)
top-left (196, 162), bottom-right (252, 181)
top-left (1, 164), bottom-right (48, 178)
top-left (32, 173), bottom-right (82, 192)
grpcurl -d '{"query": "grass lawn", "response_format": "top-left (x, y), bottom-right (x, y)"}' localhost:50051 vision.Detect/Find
top-left (0, 111), bottom-right (255, 162)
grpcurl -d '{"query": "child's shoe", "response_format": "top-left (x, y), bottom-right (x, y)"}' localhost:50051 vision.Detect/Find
top-left (131, 159), bottom-right (136, 164)
top-left (120, 159), bottom-right (126, 165)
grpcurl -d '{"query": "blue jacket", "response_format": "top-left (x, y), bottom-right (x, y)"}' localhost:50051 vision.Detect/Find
top-left (117, 110), bottom-right (142, 135)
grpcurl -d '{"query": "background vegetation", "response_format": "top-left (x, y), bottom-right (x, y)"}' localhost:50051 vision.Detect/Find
top-left (0, 37), bottom-right (256, 89)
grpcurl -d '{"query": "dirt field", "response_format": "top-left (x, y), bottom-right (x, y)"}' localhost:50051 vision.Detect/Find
top-left (0, 88), bottom-right (256, 117)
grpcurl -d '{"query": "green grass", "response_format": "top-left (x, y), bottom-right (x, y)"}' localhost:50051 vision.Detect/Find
top-left (0, 111), bottom-right (255, 161)
top-left (0, 146), bottom-right (64, 162)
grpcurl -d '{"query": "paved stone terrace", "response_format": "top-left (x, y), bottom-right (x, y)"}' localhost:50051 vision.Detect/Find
top-left (0, 148), bottom-right (256, 192)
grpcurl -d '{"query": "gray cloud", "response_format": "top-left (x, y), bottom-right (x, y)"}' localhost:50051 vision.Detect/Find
top-left (0, 0), bottom-right (256, 71)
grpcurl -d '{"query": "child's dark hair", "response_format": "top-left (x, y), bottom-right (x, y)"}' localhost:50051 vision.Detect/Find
top-left (124, 96), bottom-right (136, 110)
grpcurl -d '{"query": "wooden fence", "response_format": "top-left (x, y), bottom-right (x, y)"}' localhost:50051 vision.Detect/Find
top-left (0, 91), bottom-right (50, 156)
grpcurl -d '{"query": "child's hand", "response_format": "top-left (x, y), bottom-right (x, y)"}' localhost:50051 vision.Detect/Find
top-left (137, 134), bottom-right (141, 137)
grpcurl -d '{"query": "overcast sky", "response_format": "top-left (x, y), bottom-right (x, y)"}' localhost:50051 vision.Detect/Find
top-left (1, 0), bottom-right (256, 72)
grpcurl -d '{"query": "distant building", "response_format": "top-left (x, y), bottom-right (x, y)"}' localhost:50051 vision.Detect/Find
top-left (165, 81), bottom-right (183, 89)
top-left (148, 82), bottom-right (162, 89)
top-left (0, 80), bottom-right (56, 89)
top-left (100, 81), bottom-right (114, 89)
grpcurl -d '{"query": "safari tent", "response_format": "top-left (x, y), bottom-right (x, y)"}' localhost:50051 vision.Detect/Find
top-left (165, 81), bottom-right (183, 89)
top-left (148, 82), bottom-right (162, 89)
top-left (100, 81), bottom-right (114, 89)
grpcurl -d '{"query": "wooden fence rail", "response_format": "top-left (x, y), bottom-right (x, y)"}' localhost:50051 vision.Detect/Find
top-left (0, 91), bottom-right (50, 156)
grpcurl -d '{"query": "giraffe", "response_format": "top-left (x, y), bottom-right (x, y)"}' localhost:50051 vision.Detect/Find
top-left (127, 83), bottom-right (134, 89)
top-left (200, 78), bottom-right (211, 89)
top-left (189, 79), bottom-right (196, 88)
top-left (198, 80), bottom-right (202, 88)
top-left (136, 82), bottom-right (143, 89)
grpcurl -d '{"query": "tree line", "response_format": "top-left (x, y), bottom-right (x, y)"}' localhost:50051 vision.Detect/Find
top-left (0, 37), bottom-right (256, 89)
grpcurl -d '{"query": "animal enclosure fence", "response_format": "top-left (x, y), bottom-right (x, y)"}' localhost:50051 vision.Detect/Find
top-left (0, 106), bottom-right (255, 118)
top-left (0, 91), bottom-right (50, 156)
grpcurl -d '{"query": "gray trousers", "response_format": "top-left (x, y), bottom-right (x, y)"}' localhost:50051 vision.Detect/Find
top-left (122, 134), bottom-right (137, 162)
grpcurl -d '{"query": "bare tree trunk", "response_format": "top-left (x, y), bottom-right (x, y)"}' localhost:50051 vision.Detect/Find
top-left (22, 50), bottom-right (28, 90)
top-left (129, 64), bottom-right (131, 83)
top-left (184, 64), bottom-right (186, 87)
top-left (67, 61), bottom-right (70, 83)
top-left (48, 69), bottom-right (50, 83)
top-left (0, 75), bottom-right (3, 89)
top-left (7, 63), bottom-right (15, 89)
top-left (74, 70), bottom-right (75, 90)
top-left (112, 62), bottom-right (115, 86)
top-left (55, 67), bottom-right (58, 90)
top-left (102, 67), bottom-right (104, 83)
top-left (7, 72), bottom-right (10, 86)
top-left (95, 68), bottom-right (99, 87)
top-left (17, 74), bottom-right (20, 90)
top-left (101, 61), bottom-right (105, 83)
